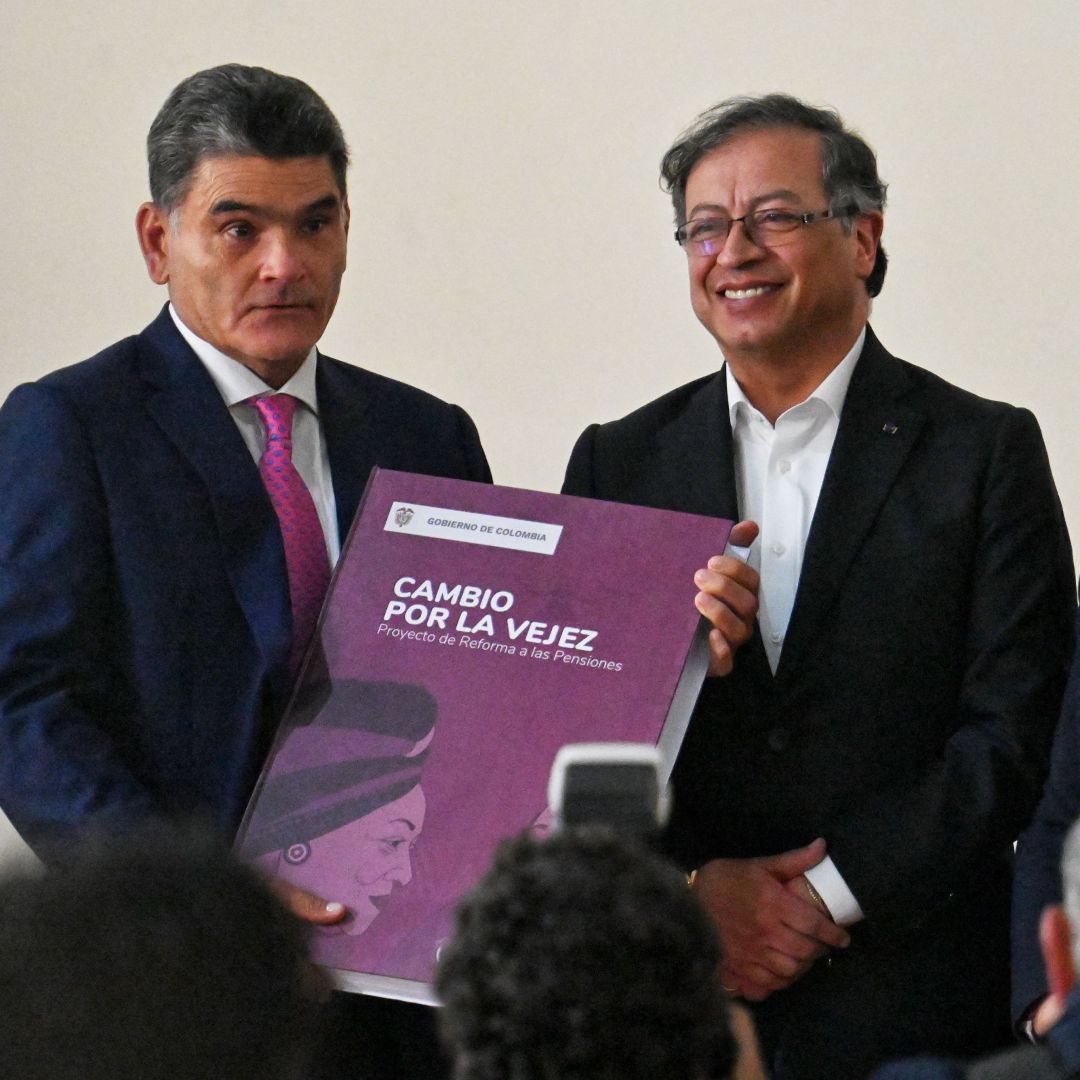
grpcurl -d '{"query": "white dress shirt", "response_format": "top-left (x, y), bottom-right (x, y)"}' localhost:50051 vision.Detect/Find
top-left (726, 326), bottom-right (867, 925)
top-left (169, 305), bottom-right (340, 565)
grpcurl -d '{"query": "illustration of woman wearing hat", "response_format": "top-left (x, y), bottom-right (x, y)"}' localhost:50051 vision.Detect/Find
top-left (239, 679), bottom-right (437, 939)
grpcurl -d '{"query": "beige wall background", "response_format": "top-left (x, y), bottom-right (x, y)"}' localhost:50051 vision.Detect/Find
top-left (2, 0), bottom-right (1078, 864)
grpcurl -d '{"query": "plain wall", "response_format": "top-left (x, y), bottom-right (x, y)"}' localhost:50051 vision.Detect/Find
top-left (2, 0), bottom-right (1078, 863)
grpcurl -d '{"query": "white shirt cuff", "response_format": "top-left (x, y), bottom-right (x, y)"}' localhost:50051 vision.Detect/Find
top-left (805, 855), bottom-right (865, 926)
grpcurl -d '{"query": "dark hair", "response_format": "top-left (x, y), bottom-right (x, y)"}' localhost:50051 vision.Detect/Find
top-left (435, 828), bottom-right (734, 1080)
top-left (661, 93), bottom-right (888, 296)
top-left (0, 823), bottom-right (321, 1080)
top-left (148, 63), bottom-right (349, 212)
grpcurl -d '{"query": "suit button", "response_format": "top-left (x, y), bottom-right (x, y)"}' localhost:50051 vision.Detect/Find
top-left (767, 727), bottom-right (790, 752)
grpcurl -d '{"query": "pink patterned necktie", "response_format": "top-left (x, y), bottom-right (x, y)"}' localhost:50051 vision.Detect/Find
top-left (250, 394), bottom-right (331, 675)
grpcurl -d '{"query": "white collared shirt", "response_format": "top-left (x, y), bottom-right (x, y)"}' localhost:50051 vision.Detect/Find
top-left (727, 327), bottom-right (865, 673)
top-left (169, 305), bottom-right (340, 565)
top-left (726, 326), bottom-right (867, 926)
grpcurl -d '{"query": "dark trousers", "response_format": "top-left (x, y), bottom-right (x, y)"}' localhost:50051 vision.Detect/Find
top-left (309, 993), bottom-right (451, 1080)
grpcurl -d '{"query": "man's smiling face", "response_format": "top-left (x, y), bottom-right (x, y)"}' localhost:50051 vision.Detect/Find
top-left (682, 126), bottom-right (878, 371)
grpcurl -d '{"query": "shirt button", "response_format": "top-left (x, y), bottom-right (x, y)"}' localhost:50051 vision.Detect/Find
top-left (778, 459), bottom-right (791, 474)
top-left (768, 727), bottom-right (790, 752)
top-left (770, 631), bottom-right (783, 644)
top-left (771, 541), bottom-right (786, 556)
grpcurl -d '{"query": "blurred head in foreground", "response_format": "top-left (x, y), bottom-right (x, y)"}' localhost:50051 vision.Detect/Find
top-left (0, 823), bottom-right (321, 1080)
top-left (435, 826), bottom-right (736, 1080)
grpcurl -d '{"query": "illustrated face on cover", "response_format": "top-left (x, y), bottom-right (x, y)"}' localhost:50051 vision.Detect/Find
top-left (285, 783), bottom-right (428, 935)
top-left (239, 679), bottom-right (437, 939)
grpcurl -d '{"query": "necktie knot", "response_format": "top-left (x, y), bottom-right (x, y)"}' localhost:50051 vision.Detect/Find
top-left (252, 394), bottom-right (299, 447)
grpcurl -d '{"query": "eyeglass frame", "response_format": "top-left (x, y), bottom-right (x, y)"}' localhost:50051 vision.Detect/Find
top-left (674, 205), bottom-right (857, 256)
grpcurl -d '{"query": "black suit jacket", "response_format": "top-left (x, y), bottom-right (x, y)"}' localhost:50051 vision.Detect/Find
top-left (563, 327), bottom-right (1075, 1080)
top-left (0, 305), bottom-right (491, 854)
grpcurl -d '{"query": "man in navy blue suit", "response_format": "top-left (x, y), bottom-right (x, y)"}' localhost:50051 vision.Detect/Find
top-left (1013, 616), bottom-right (1080, 1039)
top-left (0, 64), bottom-right (488, 1079)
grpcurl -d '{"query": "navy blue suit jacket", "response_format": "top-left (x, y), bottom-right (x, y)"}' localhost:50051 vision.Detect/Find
top-left (0, 306), bottom-right (491, 855)
top-left (874, 988), bottom-right (1080, 1079)
top-left (563, 327), bottom-right (1076, 1080)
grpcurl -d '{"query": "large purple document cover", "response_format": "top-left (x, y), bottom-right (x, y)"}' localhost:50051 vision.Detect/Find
top-left (236, 469), bottom-right (732, 1003)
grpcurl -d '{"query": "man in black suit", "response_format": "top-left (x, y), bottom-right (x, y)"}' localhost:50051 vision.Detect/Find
top-left (562, 93), bottom-right (1074, 1080)
top-left (0, 64), bottom-right (487, 1079)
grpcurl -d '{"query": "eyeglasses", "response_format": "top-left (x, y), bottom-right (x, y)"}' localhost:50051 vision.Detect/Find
top-left (675, 206), bottom-right (853, 256)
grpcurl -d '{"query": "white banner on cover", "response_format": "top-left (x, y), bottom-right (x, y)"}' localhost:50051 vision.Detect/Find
top-left (384, 502), bottom-right (562, 555)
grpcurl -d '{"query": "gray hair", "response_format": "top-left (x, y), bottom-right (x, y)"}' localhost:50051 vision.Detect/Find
top-left (147, 64), bottom-right (349, 213)
top-left (660, 93), bottom-right (888, 297)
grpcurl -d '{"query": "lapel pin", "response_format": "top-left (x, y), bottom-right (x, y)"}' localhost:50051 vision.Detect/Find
top-left (882, 422), bottom-right (899, 435)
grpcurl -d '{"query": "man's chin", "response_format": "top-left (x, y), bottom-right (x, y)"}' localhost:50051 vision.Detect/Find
top-left (239, 308), bottom-right (325, 347)
top-left (223, 333), bottom-right (320, 382)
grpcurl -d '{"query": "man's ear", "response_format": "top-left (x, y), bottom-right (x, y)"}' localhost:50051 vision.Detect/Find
top-left (1040, 904), bottom-right (1077, 1006)
top-left (852, 211), bottom-right (883, 283)
top-left (339, 196), bottom-right (350, 274)
top-left (136, 202), bottom-right (171, 285)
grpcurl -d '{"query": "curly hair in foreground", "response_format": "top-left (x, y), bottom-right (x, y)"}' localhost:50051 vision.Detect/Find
top-left (435, 827), bottom-right (734, 1080)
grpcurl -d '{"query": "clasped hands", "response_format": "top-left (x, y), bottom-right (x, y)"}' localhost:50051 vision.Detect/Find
top-left (694, 838), bottom-right (851, 1001)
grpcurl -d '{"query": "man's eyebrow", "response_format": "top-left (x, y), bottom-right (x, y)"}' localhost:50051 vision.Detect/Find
top-left (685, 202), bottom-right (726, 220)
top-left (686, 188), bottom-right (803, 219)
top-left (209, 194), bottom-right (342, 216)
top-left (210, 199), bottom-right (259, 216)
top-left (749, 188), bottom-right (802, 207)
top-left (303, 194), bottom-right (343, 215)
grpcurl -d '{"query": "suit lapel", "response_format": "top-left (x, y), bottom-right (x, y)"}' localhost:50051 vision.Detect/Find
top-left (774, 328), bottom-right (924, 684)
top-left (656, 369), bottom-right (774, 684)
top-left (654, 370), bottom-right (739, 519)
top-left (138, 308), bottom-right (292, 683)
top-left (317, 356), bottom-right (377, 543)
